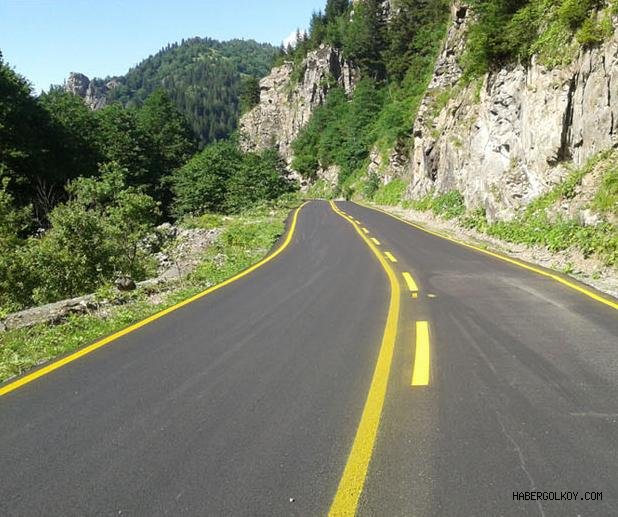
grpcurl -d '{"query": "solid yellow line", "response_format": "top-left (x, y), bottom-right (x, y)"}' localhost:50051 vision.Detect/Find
top-left (371, 237), bottom-right (381, 245)
top-left (357, 202), bottom-right (618, 311)
top-left (328, 201), bottom-right (401, 516)
top-left (402, 272), bottom-right (419, 293)
top-left (411, 321), bottom-right (430, 386)
top-left (362, 227), bottom-right (369, 234)
top-left (0, 202), bottom-right (309, 398)
top-left (385, 252), bottom-right (397, 263)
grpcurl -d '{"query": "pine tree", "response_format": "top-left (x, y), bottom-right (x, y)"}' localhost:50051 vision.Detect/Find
top-left (343, 0), bottom-right (387, 80)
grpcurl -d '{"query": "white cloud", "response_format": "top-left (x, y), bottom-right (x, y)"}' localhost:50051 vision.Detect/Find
top-left (282, 29), bottom-right (307, 48)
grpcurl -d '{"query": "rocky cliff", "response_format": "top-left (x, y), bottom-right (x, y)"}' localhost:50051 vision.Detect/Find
top-left (401, 3), bottom-right (618, 221)
top-left (239, 45), bottom-right (358, 178)
top-left (64, 72), bottom-right (119, 110)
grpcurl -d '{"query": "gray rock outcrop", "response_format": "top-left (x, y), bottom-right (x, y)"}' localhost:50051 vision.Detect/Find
top-left (402, 3), bottom-right (618, 221)
top-left (239, 45), bottom-right (358, 177)
top-left (64, 72), bottom-right (118, 110)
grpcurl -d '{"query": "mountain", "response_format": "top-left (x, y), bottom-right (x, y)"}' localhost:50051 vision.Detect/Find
top-left (67, 38), bottom-right (278, 145)
top-left (240, 0), bottom-right (617, 270)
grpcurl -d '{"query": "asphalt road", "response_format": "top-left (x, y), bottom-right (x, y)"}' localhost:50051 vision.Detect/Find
top-left (1, 200), bottom-right (617, 516)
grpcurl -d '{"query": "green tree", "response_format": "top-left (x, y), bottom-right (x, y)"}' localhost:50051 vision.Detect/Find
top-left (325, 0), bottom-right (350, 22)
top-left (239, 75), bottom-right (261, 113)
top-left (138, 89), bottom-right (197, 174)
top-left (343, 0), bottom-right (387, 80)
top-left (225, 149), bottom-right (295, 212)
top-left (96, 104), bottom-right (159, 189)
top-left (171, 140), bottom-right (243, 215)
top-left (13, 163), bottom-right (159, 307)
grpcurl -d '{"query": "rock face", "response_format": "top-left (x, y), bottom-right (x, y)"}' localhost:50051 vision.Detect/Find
top-left (64, 72), bottom-right (118, 110)
top-left (404, 3), bottom-right (618, 221)
top-left (239, 45), bottom-right (358, 175)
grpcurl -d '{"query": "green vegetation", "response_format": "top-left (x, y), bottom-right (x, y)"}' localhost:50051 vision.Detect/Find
top-left (372, 178), bottom-right (407, 205)
top-left (412, 153), bottom-right (618, 266)
top-left (0, 203), bottom-right (295, 382)
top-left (592, 166), bottom-right (618, 214)
top-left (170, 141), bottom-right (296, 216)
top-left (106, 38), bottom-right (277, 144)
top-left (289, 0), bottom-right (449, 192)
top-left (0, 53), bottom-right (299, 314)
top-left (407, 190), bottom-right (467, 219)
top-left (463, 0), bottom-right (614, 75)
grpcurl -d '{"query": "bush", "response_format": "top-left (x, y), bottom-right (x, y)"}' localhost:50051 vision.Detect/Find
top-left (1, 164), bottom-right (159, 309)
top-left (224, 149), bottom-right (296, 213)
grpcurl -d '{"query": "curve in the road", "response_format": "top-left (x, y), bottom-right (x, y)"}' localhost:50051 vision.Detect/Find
top-left (328, 201), bottom-right (401, 517)
top-left (358, 201), bottom-right (618, 311)
top-left (0, 202), bottom-right (308, 398)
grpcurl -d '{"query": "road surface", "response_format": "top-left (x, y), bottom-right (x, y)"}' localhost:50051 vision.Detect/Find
top-left (1, 200), bottom-right (617, 516)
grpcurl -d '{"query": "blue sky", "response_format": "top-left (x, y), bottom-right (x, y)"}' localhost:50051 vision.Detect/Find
top-left (0, 0), bottom-right (325, 93)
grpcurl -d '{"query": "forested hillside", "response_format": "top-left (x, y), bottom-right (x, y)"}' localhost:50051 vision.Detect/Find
top-left (102, 38), bottom-right (278, 144)
top-left (0, 49), bottom-right (296, 313)
top-left (242, 0), bottom-right (616, 275)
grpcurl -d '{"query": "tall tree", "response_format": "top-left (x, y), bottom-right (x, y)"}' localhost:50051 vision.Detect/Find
top-left (343, 0), bottom-right (388, 80)
top-left (138, 89), bottom-right (197, 174)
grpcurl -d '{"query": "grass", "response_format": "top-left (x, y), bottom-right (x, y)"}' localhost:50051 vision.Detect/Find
top-left (406, 190), bottom-right (466, 219)
top-left (0, 199), bottom-right (298, 383)
top-left (372, 178), bottom-right (407, 206)
top-left (394, 151), bottom-right (617, 267)
top-left (462, 152), bottom-right (617, 266)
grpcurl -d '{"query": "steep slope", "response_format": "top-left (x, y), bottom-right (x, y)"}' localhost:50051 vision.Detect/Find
top-left (405, 2), bottom-right (618, 221)
top-left (66, 38), bottom-right (277, 145)
top-left (239, 45), bottom-right (358, 182)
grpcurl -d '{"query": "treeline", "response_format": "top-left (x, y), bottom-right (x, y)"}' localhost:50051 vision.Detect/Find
top-left (106, 38), bottom-right (278, 145)
top-left (0, 53), bottom-right (296, 311)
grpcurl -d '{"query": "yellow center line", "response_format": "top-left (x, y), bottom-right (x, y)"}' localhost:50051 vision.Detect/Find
top-left (0, 202), bottom-right (309, 398)
top-left (402, 272), bottom-right (419, 295)
top-left (411, 321), bottom-right (430, 386)
top-left (371, 237), bottom-right (381, 245)
top-left (361, 227), bottom-right (369, 234)
top-left (328, 201), bottom-right (401, 517)
top-left (384, 252), bottom-right (397, 263)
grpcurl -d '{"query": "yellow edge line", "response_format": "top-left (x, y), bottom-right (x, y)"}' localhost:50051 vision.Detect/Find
top-left (328, 201), bottom-right (401, 516)
top-left (357, 202), bottom-right (618, 311)
top-left (402, 272), bottom-right (419, 293)
top-left (411, 321), bottom-right (430, 386)
top-left (385, 252), bottom-right (397, 263)
top-left (0, 202), bottom-right (309, 398)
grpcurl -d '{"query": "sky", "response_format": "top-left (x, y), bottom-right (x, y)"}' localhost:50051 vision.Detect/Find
top-left (0, 0), bottom-right (325, 93)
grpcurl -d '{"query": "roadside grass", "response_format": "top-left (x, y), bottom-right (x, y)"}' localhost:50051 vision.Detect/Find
top-left (372, 178), bottom-right (407, 206)
top-left (388, 152), bottom-right (617, 267)
top-left (0, 197), bottom-right (299, 383)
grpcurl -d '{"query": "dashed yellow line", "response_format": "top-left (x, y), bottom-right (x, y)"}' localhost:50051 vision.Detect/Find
top-left (371, 237), bottom-right (381, 246)
top-left (328, 201), bottom-right (401, 517)
top-left (402, 272), bottom-right (419, 295)
top-left (0, 203), bottom-right (309, 398)
top-left (361, 227), bottom-right (369, 234)
top-left (384, 252), bottom-right (397, 263)
top-left (357, 202), bottom-right (618, 311)
top-left (411, 321), bottom-right (430, 386)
